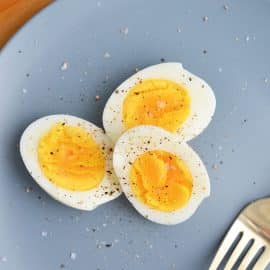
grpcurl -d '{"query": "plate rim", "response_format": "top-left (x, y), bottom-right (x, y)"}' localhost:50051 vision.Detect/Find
top-left (0, 0), bottom-right (58, 57)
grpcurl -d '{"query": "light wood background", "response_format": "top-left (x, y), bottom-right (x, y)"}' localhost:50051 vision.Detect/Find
top-left (0, 0), bottom-right (53, 48)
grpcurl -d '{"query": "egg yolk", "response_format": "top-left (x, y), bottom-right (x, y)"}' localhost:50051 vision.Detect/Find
top-left (130, 150), bottom-right (193, 212)
top-left (38, 123), bottom-right (105, 191)
top-left (123, 79), bottom-right (190, 132)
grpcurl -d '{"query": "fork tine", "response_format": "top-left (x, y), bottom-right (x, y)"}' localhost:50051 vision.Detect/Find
top-left (252, 249), bottom-right (270, 270)
top-left (237, 241), bottom-right (261, 270)
top-left (224, 232), bottom-right (250, 270)
top-left (209, 221), bottom-right (241, 270)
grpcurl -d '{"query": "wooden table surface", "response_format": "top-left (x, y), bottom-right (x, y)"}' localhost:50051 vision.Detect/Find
top-left (0, 0), bottom-right (53, 48)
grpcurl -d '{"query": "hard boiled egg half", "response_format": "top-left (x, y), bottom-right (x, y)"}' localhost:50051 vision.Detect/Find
top-left (113, 125), bottom-right (210, 225)
top-left (103, 62), bottom-right (216, 142)
top-left (20, 115), bottom-right (121, 210)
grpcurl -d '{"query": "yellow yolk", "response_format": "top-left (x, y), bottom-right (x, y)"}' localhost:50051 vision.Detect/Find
top-left (38, 123), bottom-right (105, 191)
top-left (123, 79), bottom-right (191, 132)
top-left (130, 150), bottom-right (193, 212)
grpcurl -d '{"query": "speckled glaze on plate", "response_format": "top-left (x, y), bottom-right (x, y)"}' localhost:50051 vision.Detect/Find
top-left (0, 0), bottom-right (270, 269)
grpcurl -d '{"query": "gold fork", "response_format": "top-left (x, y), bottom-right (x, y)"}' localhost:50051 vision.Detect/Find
top-left (209, 198), bottom-right (270, 270)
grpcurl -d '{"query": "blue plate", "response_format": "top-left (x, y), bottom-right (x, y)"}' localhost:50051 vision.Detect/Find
top-left (1, 0), bottom-right (270, 269)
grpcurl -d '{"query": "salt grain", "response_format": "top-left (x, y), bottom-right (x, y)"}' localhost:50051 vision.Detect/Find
top-left (97, 1), bottom-right (101, 7)
top-left (223, 4), bottom-right (229, 11)
top-left (177, 27), bottom-right (182, 33)
top-left (41, 231), bottom-right (48, 237)
top-left (218, 67), bottom-right (223, 73)
top-left (22, 88), bottom-right (28, 94)
top-left (241, 81), bottom-right (248, 91)
top-left (70, 252), bottom-right (77, 260)
top-left (246, 35), bottom-right (250, 42)
top-left (104, 52), bottom-right (111, 59)
top-left (202, 16), bottom-right (208, 22)
top-left (61, 61), bottom-right (69, 71)
top-left (25, 186), bottom-right (33, 193)
top-left (264, 78), bottom-right (268, 83)
top-left (212, 164), bottom-right (218, 170)
top-left (157, 100), bottom-right (166, 109)
top-left (0, 256), bottom-right (7, 263)
top-left (120, 27), bottom-right (129, 35)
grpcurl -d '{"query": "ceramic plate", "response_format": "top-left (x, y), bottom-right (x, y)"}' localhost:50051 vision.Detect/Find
top-left (1, 0), bottom-right (270, 269)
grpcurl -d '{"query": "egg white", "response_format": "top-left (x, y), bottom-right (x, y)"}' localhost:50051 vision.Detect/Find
top-left (113, 125), bottom-right (210, 225)
top-left (20, 114), bottom-right (121, 211)
top-left (103, 62), bottom-right (216, 143)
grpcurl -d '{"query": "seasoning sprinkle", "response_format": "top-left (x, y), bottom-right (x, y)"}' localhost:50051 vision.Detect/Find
top-left (104, 52), bottom-right (111, 59)
top-left (60, 61), bottom-right (69, 71)
top-left (41, 231), bottom-right (48, 237)
top-left (0, 256), bottom-right (7, 263)
top-left (120, 27), bottom-right (129, 35)
top-left (223, 4), bottom-right (229, 11)
top-left (202, 16), bottom-right (208, 22)
top-left (212, 164), bottom-right (218, 170)
top-left (25, 186), bottom-right (33, 193)
top-left (70, 252), bottom-right (77, 260)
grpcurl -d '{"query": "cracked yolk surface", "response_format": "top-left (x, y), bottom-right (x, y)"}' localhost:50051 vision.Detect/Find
top-left (38, 123), bottom-right (105, 191)
top-left (130, 150), bottom-right (193, 212)
top-left (123, 79), bottom-right (190, 132)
